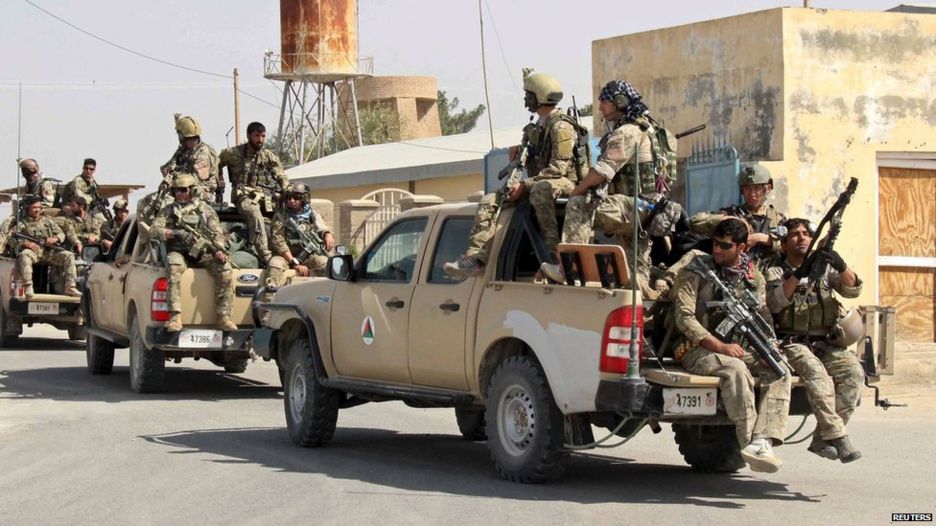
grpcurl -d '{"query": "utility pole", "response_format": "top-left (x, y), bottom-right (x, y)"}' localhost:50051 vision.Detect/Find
top-left (16, 81), bottom-right (22, 194)
top-left (479, 0), bottom-right (495, 150)
top-left (233, 68), bottom-right (242, 145)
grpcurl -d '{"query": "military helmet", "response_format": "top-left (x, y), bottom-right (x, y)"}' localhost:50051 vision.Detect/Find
top-left (174, 114), bottom-right (202, 139)
top-left (171, 173), bottom-right (198, 190)
top-left (19, 158), bottom-right (39, 176)
top-left (739, 163), bottom-right (773, 186)
top-left (828, 308), bottom-right (864, 347)
top-left (113, 199), bottom-right (129, 211)
top-left (285, 182), bottom-right (311, 199)
top-left (522, 72), bottom-right (563, 108)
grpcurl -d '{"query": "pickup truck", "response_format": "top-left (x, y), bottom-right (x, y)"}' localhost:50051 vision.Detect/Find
top-left (254, 201), bottom-right (886, 483)
top-left (0, 214), bottom-right (95, 345)
top-left (83, 208), bottom-right (264, 393)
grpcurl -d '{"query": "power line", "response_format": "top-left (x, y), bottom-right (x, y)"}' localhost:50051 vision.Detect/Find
top-left (23, 0), bottom-right (279, 108)
top-left (482, 0), bottom-right (521, 96)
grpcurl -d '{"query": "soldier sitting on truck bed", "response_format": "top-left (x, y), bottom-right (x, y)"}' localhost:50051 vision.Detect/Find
top-left (150, 173), bottom-right (236, 332)
top-left (101, 199), bottom-right (129, 251)
top-left (219, 121), bottom-right (288, 265)
top-left (55, 196), bottom-right (104, 255)
top-left (12, 196), bottom-right (81, 298)
top-left (160, 114), bottom-right (221, 203)
top-left (19, 158), bottom-right (57, 209)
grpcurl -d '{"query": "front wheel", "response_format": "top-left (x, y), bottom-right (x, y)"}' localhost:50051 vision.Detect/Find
top-left (68, 325), bottom-right (87, 341)
top-left (128, 317), bottom-right (165, 393)
top-left (283, 337), bottom-right (340, 447)
top-left (673, 424), bottom-right (745, 473)
top-left (455, 407), bottom-right (487, 441)
top-left (485, 356), bottom-right (568, 483)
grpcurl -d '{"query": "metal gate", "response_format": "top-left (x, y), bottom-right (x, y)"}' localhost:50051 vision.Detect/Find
top-left (685, 140), bottom-right (740, 216)
top-left (351, 188), bottom-right (414, 257)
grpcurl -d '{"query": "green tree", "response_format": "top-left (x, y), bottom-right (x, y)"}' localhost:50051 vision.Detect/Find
top-left (437, 90), bottom-right (485, 135)
top-left (578, 103), bottom-right (593, 117)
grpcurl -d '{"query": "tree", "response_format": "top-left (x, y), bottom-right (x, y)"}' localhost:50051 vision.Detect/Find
top-left (578, 103), bottom-right (593, 117)
top-left (437, 90), bottom-right (485, 136)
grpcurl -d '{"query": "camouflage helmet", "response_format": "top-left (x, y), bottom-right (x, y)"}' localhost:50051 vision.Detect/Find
top-left (284, 182), bottom-right (311, 199)
top-left (174, 113), bottom-right (202, 139)
top-left (522, 72), bottom-right (563, 109)
top-left (739, 163), bottom-right (773, 186)
top-left (19, 158), bottom-right (39, 176)
top-left (171, 173), bottom-right (198, 190)
top-left (112, 199), bottom-right (129, 211)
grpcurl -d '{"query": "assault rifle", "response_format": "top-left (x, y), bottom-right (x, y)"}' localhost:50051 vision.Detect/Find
top-left (14, 232), bottom-right (70, 253)
top-left (496, 128), bottom-right (530, 193)
top-left (702, 267), bottom-right (788, 379)
top-left (172, 221), bottom-right (240, 270)
top-left (87, 184), bottom-right (113, 222)
top-left (802, 177), bottom-right (858, 288)
top-left (286, 217), bottom-right (326, 261)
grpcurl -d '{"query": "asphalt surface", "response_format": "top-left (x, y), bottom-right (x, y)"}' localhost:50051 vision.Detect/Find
top-left (1, 325), bottom-right (934, 526)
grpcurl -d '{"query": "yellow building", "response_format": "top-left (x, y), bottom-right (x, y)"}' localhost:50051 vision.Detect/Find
top-left (593, 7), bottom-right (936, 342)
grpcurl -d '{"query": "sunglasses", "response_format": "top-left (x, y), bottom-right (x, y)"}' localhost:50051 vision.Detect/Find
top-left (712, 239), bottom-right (737, 250)
top-left (83, 166), bottom-right (96, 171)
top-left (171, 187), bottom-right (190, 193)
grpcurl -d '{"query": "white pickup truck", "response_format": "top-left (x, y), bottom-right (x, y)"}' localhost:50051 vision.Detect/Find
top-left (252, 201), bottom-right (892, 483)
top-left (83, 208), bottom-right (265, 392)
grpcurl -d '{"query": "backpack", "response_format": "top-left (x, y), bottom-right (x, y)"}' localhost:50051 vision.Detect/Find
top-left (556, 112), bottom-right (592, 181)
top-left (646, 116), bottom-right (678, 192)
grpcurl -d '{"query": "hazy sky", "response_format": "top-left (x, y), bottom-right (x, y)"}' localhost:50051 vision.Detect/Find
top-left (0, 0), bottom-right (909, 213)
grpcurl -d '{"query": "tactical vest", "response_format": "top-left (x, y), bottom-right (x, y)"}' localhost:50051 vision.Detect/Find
top-left (168, 202), bottom-right (209, 256)
top-left (523, 112), bottom-right (587, 183)
top-left (284, 214), bottom-right (323, 256)
top-left (604, 120), bottom-right (655, 197)
top-left (235, 145), bottom-right (279, 190)
top-left (774, 262), bottom-right (842, 336)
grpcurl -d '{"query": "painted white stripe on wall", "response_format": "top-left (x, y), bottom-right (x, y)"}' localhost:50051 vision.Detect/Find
top-left (878, 256), bottom-right (936, 268)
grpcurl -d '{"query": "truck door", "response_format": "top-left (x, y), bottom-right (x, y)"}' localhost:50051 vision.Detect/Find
top-left (408, 216), bottom-right (475, 390)
top-left (100, 221), bottom-right (138, 331)
top-left (331, 217), bottom-right (429, 383)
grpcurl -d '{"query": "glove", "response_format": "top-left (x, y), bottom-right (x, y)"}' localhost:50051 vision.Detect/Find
top-left (821, 248), bottom-right (847, 273)
top-left (793, 252), bottom-right (818, 279)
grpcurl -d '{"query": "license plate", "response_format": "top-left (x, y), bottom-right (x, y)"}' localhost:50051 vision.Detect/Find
top-left (662, 388), bottom-right (717, 415)
top-left (178, 329), bottom-right (223, 348)
top-left (27, 302), bottom-right (60, 315)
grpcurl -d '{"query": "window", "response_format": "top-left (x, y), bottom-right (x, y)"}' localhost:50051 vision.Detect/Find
top-left (429, 217), bottom-right (473, 284)
top-left (361, 218), bottom-right (427, 283)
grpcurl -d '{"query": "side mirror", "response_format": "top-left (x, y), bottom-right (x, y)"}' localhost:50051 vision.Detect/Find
top-left (334, 244), bottom-right (348, 256)
top-left (327, 254), bottom-right (354, 282)
top-left (81, 244), bottom-right (103, 263)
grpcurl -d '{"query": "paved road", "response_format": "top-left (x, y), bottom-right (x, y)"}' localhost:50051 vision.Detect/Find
top-left (1, 326), bottom-right (933, 526)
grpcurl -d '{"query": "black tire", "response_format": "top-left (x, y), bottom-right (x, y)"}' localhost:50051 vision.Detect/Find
top-left (0, 307), bottom-right (17, 348)
top-left (84, 300), bottom-right (114, 375)
top-left (68, 325), bottom-right (87, 341)
top-left (485, 356), bottom-right (568, 483)
top-left (283, 337), bottom-right (340, 447)
top-left (673, 424), bottom-right (745, 473)
top-left (455, 407), bottom-right (487, 441)
top-left (128, 317), bottom-right (165, 393)
top-left (223, 358), bottom-right (249, 374)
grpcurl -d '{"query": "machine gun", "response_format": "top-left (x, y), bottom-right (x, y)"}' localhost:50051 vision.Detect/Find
top-left (801, 177), bottom-right (858, 288)
top-left (172, 221), bottom-right (240, 270)
top-left (286, 217), bottom-right (325, 261)
top-left (702, 267), bottom-right (788, 379)
top-left (13, 232), bottom-right (70, 253)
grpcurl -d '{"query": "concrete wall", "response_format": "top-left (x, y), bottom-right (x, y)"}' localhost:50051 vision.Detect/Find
top-left (592, 7), bottom-right (936, 308)
top-left (354, 76), bottom-right (442, 140)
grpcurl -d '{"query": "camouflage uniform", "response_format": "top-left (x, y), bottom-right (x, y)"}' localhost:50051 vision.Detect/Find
top-left (691, 205), bottom-right (786, 265)
top-left (137, 189), bottom-right (175, 229)
top-left (102, 216), bottom-right (126, 242)
top-left (24, 178), bottom-right (57, 209)
top-left (672, 254), bottom-right (791, 447)
top-left (219, 144), bottom-right (288, 262)
top-left (150, 198), bottom-right (233, 319)
top-left (161, 142), bottom-right (220, 202)
top-left (561, 117), bottom-right (656, 295)
top-left (62, 175), bottom-right (107, 222)
top-left (12, 215), bottom-right (78, 295)
top-left (260, 204), bottom-right (331, 300)
top-left (766, 261), bottom-right (865, 425)
top-left (466, 110), bottom-right (578, 263)
top-left (57, 212), bottom-right (104, 248)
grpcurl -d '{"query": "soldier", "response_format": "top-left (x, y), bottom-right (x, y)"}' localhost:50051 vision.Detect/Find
top-left (671, 218), bottom-right (790, 473)
top-left (444, 71), bottom-right (583, 278)
top-left (547, 80), bottom-right (680, 297)
top-left (150, 173), bottom-right (236, 332)
top-left (689, 163), bottom-right (786, 265)
top-left (11, 196), bottom-right (80, 298)
top-left (160, 114), bottom-right (220, 203)
top-left (101, 199), bottom-right (129, 250)
top-left (19, 158), bottom-right (56, 209)
top-left (259, 183), bottom-right (334, 302)
top-left (62, 158), bottom-right (107, 222)
top-left (219, 121), bottom-right (288, 264)
top-left (766, 218), bottom-right (864, 462)
top-left (137, 181), bottom-right (174, 231)
top-left (56, 196), bottom-right (104, 254)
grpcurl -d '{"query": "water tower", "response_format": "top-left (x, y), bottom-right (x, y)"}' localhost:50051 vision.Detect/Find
top-left (264, 0), bottom-right (372, 164)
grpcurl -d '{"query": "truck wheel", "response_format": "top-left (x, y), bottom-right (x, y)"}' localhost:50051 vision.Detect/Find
top-left (68, 325), bottom-right (87, 341)
top-left (0, 307), bottom-right (17, 347)
top-left (283, 337), bottom-right (340, 447)
top-left (128, 317), bottom-right (165, 393)
top-left (84, 300), bottom-right (114, 375)
top-left (223, 358), bottom-right (249, 374)
top-left (455, 407), bottom-right (487, 441)
top-left (673, 424), bottom-right (745, 473)
top-left (485, 356), bottom-right (568, 483)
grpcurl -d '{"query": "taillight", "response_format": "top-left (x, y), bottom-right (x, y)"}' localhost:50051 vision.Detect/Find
top-left (151, 278), bottom-right (169, 322)
top-left (9, 277), bottom-right (24, 299)
top-left (600, 305), bottom-right (644, 374)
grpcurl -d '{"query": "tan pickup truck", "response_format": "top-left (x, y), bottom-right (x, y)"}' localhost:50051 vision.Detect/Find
top-left (83, 209), bottom-right (264, 393)
top-left (254, 201), bottom-right (889, 483)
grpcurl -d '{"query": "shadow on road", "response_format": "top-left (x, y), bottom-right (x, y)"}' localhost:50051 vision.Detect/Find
top-left (140, 426), bottom-right (825, 507)
top-left (0, 336), bottom-right (85, 352)
top-left (0, 366), bottom-right (281, 403)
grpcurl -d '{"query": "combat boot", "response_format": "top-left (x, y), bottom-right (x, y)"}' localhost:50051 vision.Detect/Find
top-left (539, 261), bottom-right (564, 283)
top-left (217, 316), bottom-right (238, 331)
top-left (741, 437), bottom-right (783, 473)
top-left (807, 434), bottom-right (838, 461)
top-left (165, 313), bottom-right (183, 332)
top-left (23, 283), bottom-right (35, 299)
top-left (65, 286), bottom-right (82, 297)
top-left (828, 435), bottom-right (862, 463)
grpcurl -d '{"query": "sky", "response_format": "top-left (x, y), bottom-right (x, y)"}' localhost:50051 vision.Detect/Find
top-left (0, 0), bottom-right (913, 214)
